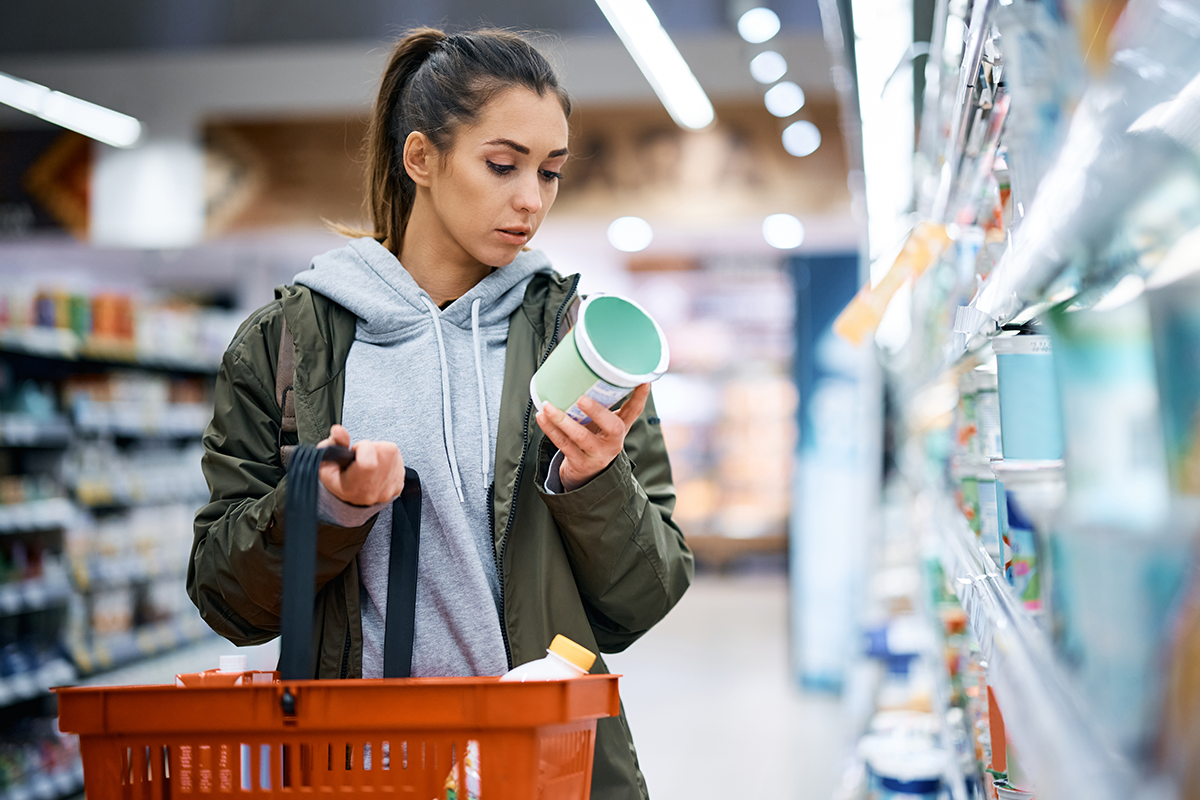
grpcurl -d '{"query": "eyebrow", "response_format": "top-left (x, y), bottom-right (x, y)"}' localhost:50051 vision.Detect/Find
top-left (485, 138), bottom-right (569, 158)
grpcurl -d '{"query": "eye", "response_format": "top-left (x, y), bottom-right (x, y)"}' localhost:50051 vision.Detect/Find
top-left (487, 161), bottom-right (516, 176)
top-left (540, 169), bottom-right (563, 182)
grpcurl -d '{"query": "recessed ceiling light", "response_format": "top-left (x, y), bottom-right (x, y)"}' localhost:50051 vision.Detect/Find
top-left (764, 81), bottom-right (805, 117)
top-left (782, 120), bottom-right (821, 156)
top-left (749, 51), bottom-right (788, 84)
top-left (608, 216), bottom-right (654, 252)
top-left (737, 8), bottom-right (781, 44)
top-left (763, 214), bottom-right (804, 249)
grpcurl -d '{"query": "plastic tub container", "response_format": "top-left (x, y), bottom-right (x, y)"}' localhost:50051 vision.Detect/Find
top-left (864, 746), bottom-right (946, 800)
top-left (530, 295), bottom-right (669, 425)
top-left (991, 459), bottom-right (1063, 612)
top-left (992, 335), bottom-right (1064, 460)
top-left (1048, 300), bottom-right (1168, 528)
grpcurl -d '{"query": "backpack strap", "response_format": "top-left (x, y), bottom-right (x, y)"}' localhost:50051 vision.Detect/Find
top-left (276, 317), bottom-right (298, 467)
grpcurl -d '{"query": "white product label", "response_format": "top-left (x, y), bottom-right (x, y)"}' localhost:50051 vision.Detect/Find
top-left (976, 390), bottom-right (1003, 458)
top-left (565, 380), bottom-right (632, 425)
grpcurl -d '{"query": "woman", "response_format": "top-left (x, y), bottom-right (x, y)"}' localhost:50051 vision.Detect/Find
top-left (188, 27), bottom-right (693, 799)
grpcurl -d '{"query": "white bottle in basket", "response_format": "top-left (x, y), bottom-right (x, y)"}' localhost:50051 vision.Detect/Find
top-left (500, 635), bottom-right (595, 682)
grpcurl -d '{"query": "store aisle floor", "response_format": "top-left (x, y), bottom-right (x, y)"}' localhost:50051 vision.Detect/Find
top-left (605, 571), bottom-right (848, 800)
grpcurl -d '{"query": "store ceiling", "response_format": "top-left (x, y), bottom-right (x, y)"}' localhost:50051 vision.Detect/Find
top-left (0, 0), bottom-right (822, 56)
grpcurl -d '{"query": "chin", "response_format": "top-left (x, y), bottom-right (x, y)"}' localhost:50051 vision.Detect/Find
top-left (482, 248), bottom-right (525, 268)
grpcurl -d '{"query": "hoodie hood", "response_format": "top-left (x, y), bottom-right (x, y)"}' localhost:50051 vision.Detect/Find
top-left (295, 237), bottom-right (552, 342)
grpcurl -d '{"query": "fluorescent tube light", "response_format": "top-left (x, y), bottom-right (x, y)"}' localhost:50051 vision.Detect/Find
top-left (0, 71), bottom-right (143, 148)
top-left (594, 0), bottom-right (715, 130)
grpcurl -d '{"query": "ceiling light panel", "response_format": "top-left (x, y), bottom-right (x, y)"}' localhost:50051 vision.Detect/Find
top-left (594, 0), bottom-right (715, 130)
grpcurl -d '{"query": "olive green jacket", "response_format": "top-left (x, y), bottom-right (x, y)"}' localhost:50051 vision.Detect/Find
top-left (188, 271), bottom-right (694, 799)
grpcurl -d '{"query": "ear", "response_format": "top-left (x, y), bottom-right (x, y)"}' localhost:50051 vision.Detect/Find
top-left (402, 131), bottom-right (436, 188)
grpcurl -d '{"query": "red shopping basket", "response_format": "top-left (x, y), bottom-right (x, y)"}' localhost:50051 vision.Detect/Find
top-left (55, 672), bottom-right (620, 799)
top-left (56, 443), bottom-right (620, 798)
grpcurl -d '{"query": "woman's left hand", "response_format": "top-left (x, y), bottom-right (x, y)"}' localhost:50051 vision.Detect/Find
top-left (536, 383), bottom-right (651, 492)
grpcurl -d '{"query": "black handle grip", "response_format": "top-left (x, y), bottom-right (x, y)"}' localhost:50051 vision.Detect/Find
top-left (279, 443), bottom-right (420, 682)
top-left (321, 445), bottom-right (356, 468)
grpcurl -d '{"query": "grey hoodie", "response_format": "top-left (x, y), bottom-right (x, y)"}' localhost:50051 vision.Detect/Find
top-left (295, 237), bottom-right (552, 678)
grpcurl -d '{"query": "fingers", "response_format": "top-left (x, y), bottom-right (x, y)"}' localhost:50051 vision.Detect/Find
top-left (536, 404), bottom-right (588, 461)
top-left (318, 424), bottom-right (351, 449)
top-left (615, 384), bottom-right (651, 427)
top-left (317, 430), bottom-right (406, 506)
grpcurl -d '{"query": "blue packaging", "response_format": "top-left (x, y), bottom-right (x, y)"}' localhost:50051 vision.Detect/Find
top-left (992, 335), bottom-right (1064, 460)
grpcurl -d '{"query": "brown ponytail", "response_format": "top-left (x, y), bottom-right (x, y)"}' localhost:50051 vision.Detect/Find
top-left (344, 27), bottom-right (571, 254)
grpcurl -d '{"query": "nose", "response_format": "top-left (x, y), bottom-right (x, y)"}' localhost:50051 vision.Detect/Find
top-left (513, 172), bottom-right (543, 215)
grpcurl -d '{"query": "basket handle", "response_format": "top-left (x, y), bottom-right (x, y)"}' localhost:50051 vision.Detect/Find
top-left (280, 443), bottom-right (421, 680)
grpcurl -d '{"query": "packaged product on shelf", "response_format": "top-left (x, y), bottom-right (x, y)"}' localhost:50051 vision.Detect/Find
top-left (1147, 274), bottom-right (1200, 498)
top-left (1050, 522), bottom-right (1193, 759)
top-left (973, 367), bottom-right (1003, 459)
top-left (997, 488), bottom-right (1040, 609)
top-left (1048, 298), bottom-right (1170, 528)
top-left (960, 461), bottom-right (1002, 565)
top-left (992, 334), bottom-right (1064, 461)
top-left (992, 1), bottom-right (1084, 217)
top-left (859, 740), bottom-right (946, 800)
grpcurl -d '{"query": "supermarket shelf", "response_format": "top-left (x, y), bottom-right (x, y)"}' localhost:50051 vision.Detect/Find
top-left (69, 557), bottom-right (185, 593)
top-left (0, 330), bottom-right (218, 375)
top-left (69, 616), bottom-right (218, 677)
top-left (0, 763), bottom-right (85, 800)
top-left (73, 403), bottom-right (209, 440)
top-left (0, 500), bottom-right (75, 535)
top-left (0, 577), bottom-right (72, 618)
top-left (0, 658), bottom-right (76, 710)
top-left (928, 493), bottom-right (1138, 800)
top-left (0, 416), bottom-right (72, 448)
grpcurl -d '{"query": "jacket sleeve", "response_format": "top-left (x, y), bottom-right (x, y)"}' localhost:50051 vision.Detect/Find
top-left (536, 392), bottom-right (694, 653)
top-left (188, 304), bottom-right (375, 646)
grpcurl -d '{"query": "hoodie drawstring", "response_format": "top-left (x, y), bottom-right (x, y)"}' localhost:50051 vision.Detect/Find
top-left (471, 299), bottom-right (491, 489)
top-left (420, 297), bottom-right (465, 503)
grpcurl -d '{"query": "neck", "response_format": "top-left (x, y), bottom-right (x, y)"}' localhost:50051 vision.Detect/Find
top-left (397, 199), bottom-right (493, 307)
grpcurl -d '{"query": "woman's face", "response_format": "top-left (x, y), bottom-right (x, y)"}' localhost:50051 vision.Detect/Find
top-left (423, 87), bottom-right (569, 269)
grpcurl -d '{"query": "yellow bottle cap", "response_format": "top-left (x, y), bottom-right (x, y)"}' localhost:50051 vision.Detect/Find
top-left (548, 635), bottom-right (595, 672)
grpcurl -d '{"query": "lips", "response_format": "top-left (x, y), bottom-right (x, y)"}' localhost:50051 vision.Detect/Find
top-left (497, 228), bottom-right (530, 245)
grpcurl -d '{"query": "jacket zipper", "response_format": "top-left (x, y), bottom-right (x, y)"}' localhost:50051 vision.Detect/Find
top-left (340, 628), bottom-right (351, 679)
top-left (493, 274), bottom-right (580, 671)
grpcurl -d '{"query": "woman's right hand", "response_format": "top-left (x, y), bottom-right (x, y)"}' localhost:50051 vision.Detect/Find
top-left (317, 424), bottom-right (406, 506)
